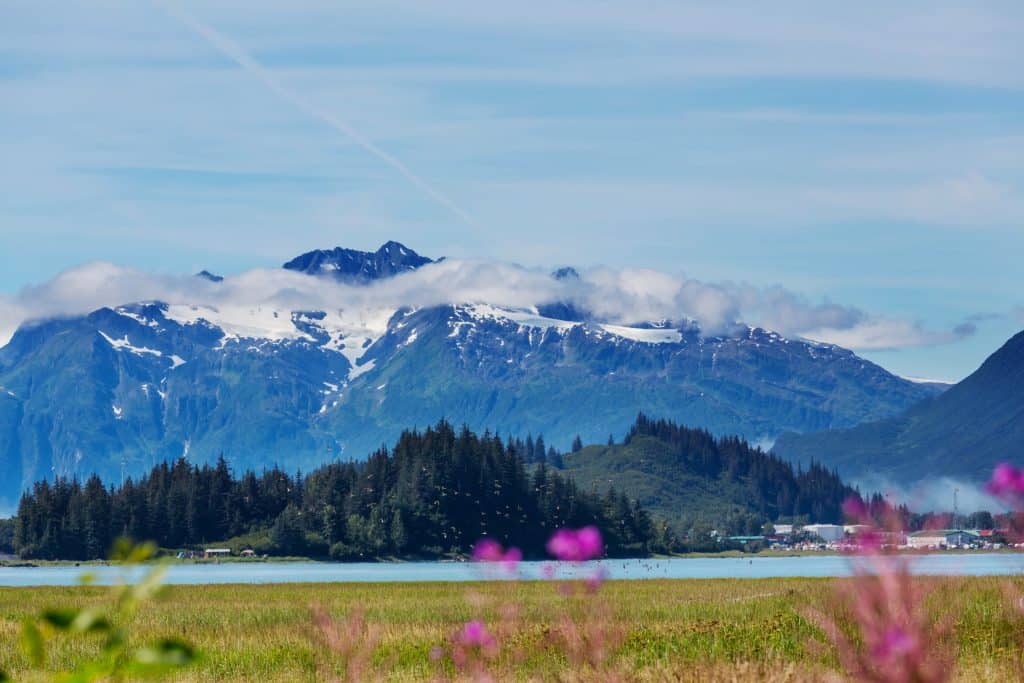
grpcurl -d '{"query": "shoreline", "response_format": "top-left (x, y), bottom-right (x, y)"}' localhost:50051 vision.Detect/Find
top-left (2, 547), bottom-right (1020, 568)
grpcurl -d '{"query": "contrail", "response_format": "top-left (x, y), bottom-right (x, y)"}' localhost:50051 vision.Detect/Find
top-left (154, 0), bottom-right (476, 226)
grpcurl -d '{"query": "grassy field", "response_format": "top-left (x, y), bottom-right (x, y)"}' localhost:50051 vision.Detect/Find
top-left (1, 577), bottom-right (1023, 681)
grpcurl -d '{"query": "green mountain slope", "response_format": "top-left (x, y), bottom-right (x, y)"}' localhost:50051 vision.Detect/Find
top-left (558, 416), bottom-right (856, 529)
top-left (773, 329), bottom-right (1024, 484)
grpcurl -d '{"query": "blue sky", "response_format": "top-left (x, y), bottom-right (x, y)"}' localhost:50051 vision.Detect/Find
top-left (2, 1), bottom-right (1022, 380)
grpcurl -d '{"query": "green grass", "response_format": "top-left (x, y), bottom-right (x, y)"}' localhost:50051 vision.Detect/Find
top-left (1, 577), bottom-right (1023, 681)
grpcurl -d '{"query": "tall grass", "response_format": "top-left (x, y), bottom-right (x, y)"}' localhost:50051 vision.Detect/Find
top-left (1, 576), bottom-right (1022, 681)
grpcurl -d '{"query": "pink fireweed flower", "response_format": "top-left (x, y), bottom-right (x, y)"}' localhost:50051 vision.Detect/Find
top-left (854, 528), bottom-right (884, 555)
top-left (986, 463), bottom-right (1024, 500)
top-left (450, 619), bottom-right (499, 671)
top-left (808, 553), bottom-right (952, 683)
top-left (546, 526), bottom-right (603, 562)
top-left (457, 620), bottom-right (497, 649)
top-left (471, 538), bottom-right (522, 572)
top-left (872, 625), bottom-right (918, 661)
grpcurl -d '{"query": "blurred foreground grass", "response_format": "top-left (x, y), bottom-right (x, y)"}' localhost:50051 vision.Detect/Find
top-left (2, 577), bottom-right (1023, 681)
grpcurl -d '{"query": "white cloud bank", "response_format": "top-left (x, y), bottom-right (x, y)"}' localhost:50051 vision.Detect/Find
top-left (0, 257), bottom-right (978, 354)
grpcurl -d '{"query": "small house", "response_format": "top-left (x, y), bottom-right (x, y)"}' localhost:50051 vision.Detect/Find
top-left (240, 549), bottom-right (257, 557)
top-left (204, 548), bottom-right (231, 558)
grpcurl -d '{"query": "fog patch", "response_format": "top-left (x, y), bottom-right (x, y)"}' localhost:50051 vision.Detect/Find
top-left (850, 474), bottom-right (1008, 514)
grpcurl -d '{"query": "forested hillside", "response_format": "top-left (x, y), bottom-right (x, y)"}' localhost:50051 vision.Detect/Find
top-left (11, 421), bottom-right (654, 560)
top-left (559, 415), bottom-right (856, 534)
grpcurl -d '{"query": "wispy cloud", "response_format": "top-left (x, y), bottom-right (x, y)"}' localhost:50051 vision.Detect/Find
top-left (0, 257), bottom-right (981, 354)
top-left (154, 0), bottom-right (476, 228)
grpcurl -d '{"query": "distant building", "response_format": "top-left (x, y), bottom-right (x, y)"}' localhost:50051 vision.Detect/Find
top-left (204, 548), bottom-right (231, 558)
top-left (240, 549), bottom-right (257, 557)
top-left (773, 524), bottom-right (794, 536)
top-left (906, 530), bottom-right (980, 549)
top-left (843, 524), bottom-right (873, 535)
top-left (803, 524), bottom-right (844, 542)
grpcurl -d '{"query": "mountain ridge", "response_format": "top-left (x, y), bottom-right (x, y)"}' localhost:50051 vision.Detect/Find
top-left (0, 242), bottom-right (937, 507)
top-left (773, 328), bottom-right (1024, 484)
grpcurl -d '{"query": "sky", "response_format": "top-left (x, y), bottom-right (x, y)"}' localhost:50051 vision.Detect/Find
top-left (2, 1), bottom-right (1022, 381)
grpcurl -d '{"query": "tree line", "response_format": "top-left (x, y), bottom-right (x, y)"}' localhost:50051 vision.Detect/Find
top-left (11, 421), bottom-right (655, 561)
top-left (625, 414), bottom-right (858, 525)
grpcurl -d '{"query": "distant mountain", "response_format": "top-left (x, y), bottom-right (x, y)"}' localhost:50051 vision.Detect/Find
top-left (773, 329), bottom-right (1024, 485)
top-left (282, 241), bottom-right (435, 282)
top-left (196, 270), bottom-right (224, 283)
top-left (558, 415), bottom-right (857, 528)
top-left (0, 241), bottom-right (935, 507)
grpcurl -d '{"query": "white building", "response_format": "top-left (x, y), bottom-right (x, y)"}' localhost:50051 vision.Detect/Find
top-left (907, 530), bottom-right (979, 549)
top-left (773, 524), bottom-right (794, 536)
top-left (803, 524), bottom-right (844, 542)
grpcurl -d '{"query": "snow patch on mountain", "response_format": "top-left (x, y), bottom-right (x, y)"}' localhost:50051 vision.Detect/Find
top-left (162, 302), bottom-right (393, 379)
top-left (318, 307), bottom-right (394, 376)
top-left (597, 323), bottom-right (682, 344)
top-left (454, 304), bottom-right (681, 344)
top-left (99, 331), bottom-right (163, 358)
top-left (116, 308), bottom-right (161, 329)
top-left (349, 359), bottom-right (376, 380)
top-left (164, 304), bottom-right (313, 345)
top-left (465, 304), bottom-right (577, 332)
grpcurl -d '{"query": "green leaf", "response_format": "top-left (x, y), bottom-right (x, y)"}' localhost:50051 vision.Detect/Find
top-left (109, 538), bottom-right (156, 564)
top-left (109, 537), bottom-right (135, 562)
top-left (74, 609), bottom-right (111, 634)
top-left (134, 638), bottom-right (196, 667)
top-left (20, 619), bottom-right (44, 666)
top-left (42, 608), bottom-right (110, 634)
top-left (41, 608), bottom-right (79, 630)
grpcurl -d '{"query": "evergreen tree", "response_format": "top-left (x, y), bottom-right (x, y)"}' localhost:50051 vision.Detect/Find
top-left (270, 504), bottom-right (306, 556)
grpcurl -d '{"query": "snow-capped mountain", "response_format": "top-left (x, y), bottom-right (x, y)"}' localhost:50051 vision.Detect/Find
top-left (0, 242), bottom-right (936, 506)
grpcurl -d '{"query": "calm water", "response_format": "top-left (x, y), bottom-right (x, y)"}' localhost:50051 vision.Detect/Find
top-left (1, 554), bottom-right (1023, 587)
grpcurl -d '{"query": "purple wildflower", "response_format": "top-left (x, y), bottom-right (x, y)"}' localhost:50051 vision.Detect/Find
top-left (457, 620), bottom-right (496, 650)
top-left (546, 526), bottom-right (603, 562)
top-left (872, 625), bottom-right (917, 661)
top-left (471, 538), bottom-right (522, 574)
top-left (987, 463), bottom-right (1024, 499)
